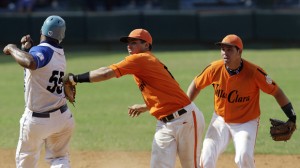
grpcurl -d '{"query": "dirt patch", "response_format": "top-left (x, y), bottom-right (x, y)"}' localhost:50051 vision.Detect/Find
top-left (2, 149), bottom-right (300, 168)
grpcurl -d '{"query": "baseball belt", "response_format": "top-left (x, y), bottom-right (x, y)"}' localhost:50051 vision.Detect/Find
top-left (32, 104), bottom-right (68, 118)
top-left (160, 108), bottom-right (187, 123)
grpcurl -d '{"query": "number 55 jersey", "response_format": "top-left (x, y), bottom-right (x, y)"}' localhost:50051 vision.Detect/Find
top-left (24, 41), bottom-right (66, 112)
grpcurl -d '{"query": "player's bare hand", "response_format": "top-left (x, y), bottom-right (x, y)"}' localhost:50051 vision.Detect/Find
top-left (3, 44), bottom-right (17, 55)
top-left (20, 35), bottom-right (33, 50)
top-left (128, 104), bottom-right (148, 118)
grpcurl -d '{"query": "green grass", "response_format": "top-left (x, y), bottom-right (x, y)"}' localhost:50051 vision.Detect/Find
top-left (0, 49), bottom-right (299, 154)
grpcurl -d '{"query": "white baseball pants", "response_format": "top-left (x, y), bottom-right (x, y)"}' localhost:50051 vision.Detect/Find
top-left (200, 112), bottom-right (259, 168)
top-left (150, 103), bottom-right (205, 168)
top-left (16, 108), bottom-right (75, 168)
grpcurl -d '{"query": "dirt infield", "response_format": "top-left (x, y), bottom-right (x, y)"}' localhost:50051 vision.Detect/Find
top-left (2, 149), bottom-right (300, 168)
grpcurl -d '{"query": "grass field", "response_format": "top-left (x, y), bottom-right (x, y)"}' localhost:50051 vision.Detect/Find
top-left (0, 48), bottom-right (299, 155)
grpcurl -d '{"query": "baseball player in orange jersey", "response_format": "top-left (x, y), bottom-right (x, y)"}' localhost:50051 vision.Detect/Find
top-left (187, 34), bottom-right (296, 168)
top-left (64, 29), bottom-right (205, 168)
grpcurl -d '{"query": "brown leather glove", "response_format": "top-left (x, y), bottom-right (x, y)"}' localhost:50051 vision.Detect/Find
top-left (270, 118), bottom-right (296, 141)
top-left (62, 73), bottom-right (76, 106)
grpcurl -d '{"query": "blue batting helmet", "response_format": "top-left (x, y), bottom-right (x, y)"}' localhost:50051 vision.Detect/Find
top-left (41, 15), bottom-right (66, 42)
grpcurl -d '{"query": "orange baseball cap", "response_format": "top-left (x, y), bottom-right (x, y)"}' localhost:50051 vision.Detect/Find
top-left (120, 29), bottom-right (152, 45)
top-left (215, 34), bottom-right (243, 50)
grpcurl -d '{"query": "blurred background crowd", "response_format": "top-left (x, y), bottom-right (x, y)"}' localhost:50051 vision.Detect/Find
top-left (0, 0), bottom-right (299, 13)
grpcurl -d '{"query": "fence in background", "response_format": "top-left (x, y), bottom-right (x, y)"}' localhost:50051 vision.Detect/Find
top-left (1, 10), bottom-right (300, 46)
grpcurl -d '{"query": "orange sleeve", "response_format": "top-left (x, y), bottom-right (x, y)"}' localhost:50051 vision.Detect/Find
top-left (255, 67), bottom-right (279, 96)
top-left (194, 64), bottom-right (213, 90)
top-left (108, 54), bottom-right (142, 78)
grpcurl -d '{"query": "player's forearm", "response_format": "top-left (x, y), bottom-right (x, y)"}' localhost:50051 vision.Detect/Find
top-left (89, 67), bottom-right (116, 82)
top-left (274, 88), bottom-right (296, 122)
top-left (136, 104), bottom-right (149, 112)
top-left (71, 67), bottom-right (116, 84)
top-left (274, 88), bottom-right (290, 107)
top-left (187, 81), bottom-right (200, 101)
top-left (6, 45), bottom-right (36, 69)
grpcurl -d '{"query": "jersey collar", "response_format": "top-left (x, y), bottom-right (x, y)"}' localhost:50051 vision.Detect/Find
top-left (225, 60), bottom-right (243, 76)
top-left (40, 40), bottom-right (62, 49)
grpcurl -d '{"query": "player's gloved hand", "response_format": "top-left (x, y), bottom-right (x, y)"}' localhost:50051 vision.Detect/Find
top-left (270, 118), bottom-right (296, 141)
top-left (62, 73), bottom-right (77, 106)
top-left (63, 73), bottom-right (77, 86)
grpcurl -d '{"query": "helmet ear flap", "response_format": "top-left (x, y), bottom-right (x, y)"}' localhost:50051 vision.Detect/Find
top-left (41, 15), bottom-right (66, 42)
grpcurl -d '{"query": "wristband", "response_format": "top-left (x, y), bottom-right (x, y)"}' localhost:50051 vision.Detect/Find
top-left (74, 72), bottom-right (90, 83)
top-left (282, 103), bottom-right (296, 123)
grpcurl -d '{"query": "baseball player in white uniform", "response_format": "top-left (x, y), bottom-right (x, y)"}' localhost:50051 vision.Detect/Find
top-left (3, 15), bottom-right (75, 168)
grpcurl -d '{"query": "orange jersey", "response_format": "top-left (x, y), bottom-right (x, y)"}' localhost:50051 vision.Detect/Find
top-left (194, 59), bottom-right (279, 123)
top-left (109, 51), bottom-right (191, 119)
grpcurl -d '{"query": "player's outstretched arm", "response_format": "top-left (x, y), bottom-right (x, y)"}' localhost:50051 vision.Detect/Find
top-left (89, 67), bottom-right (116, 82)
top-left (3, 44), bottom-right (36, 70)
top-left (66, 67), bottom-right (116, 85)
